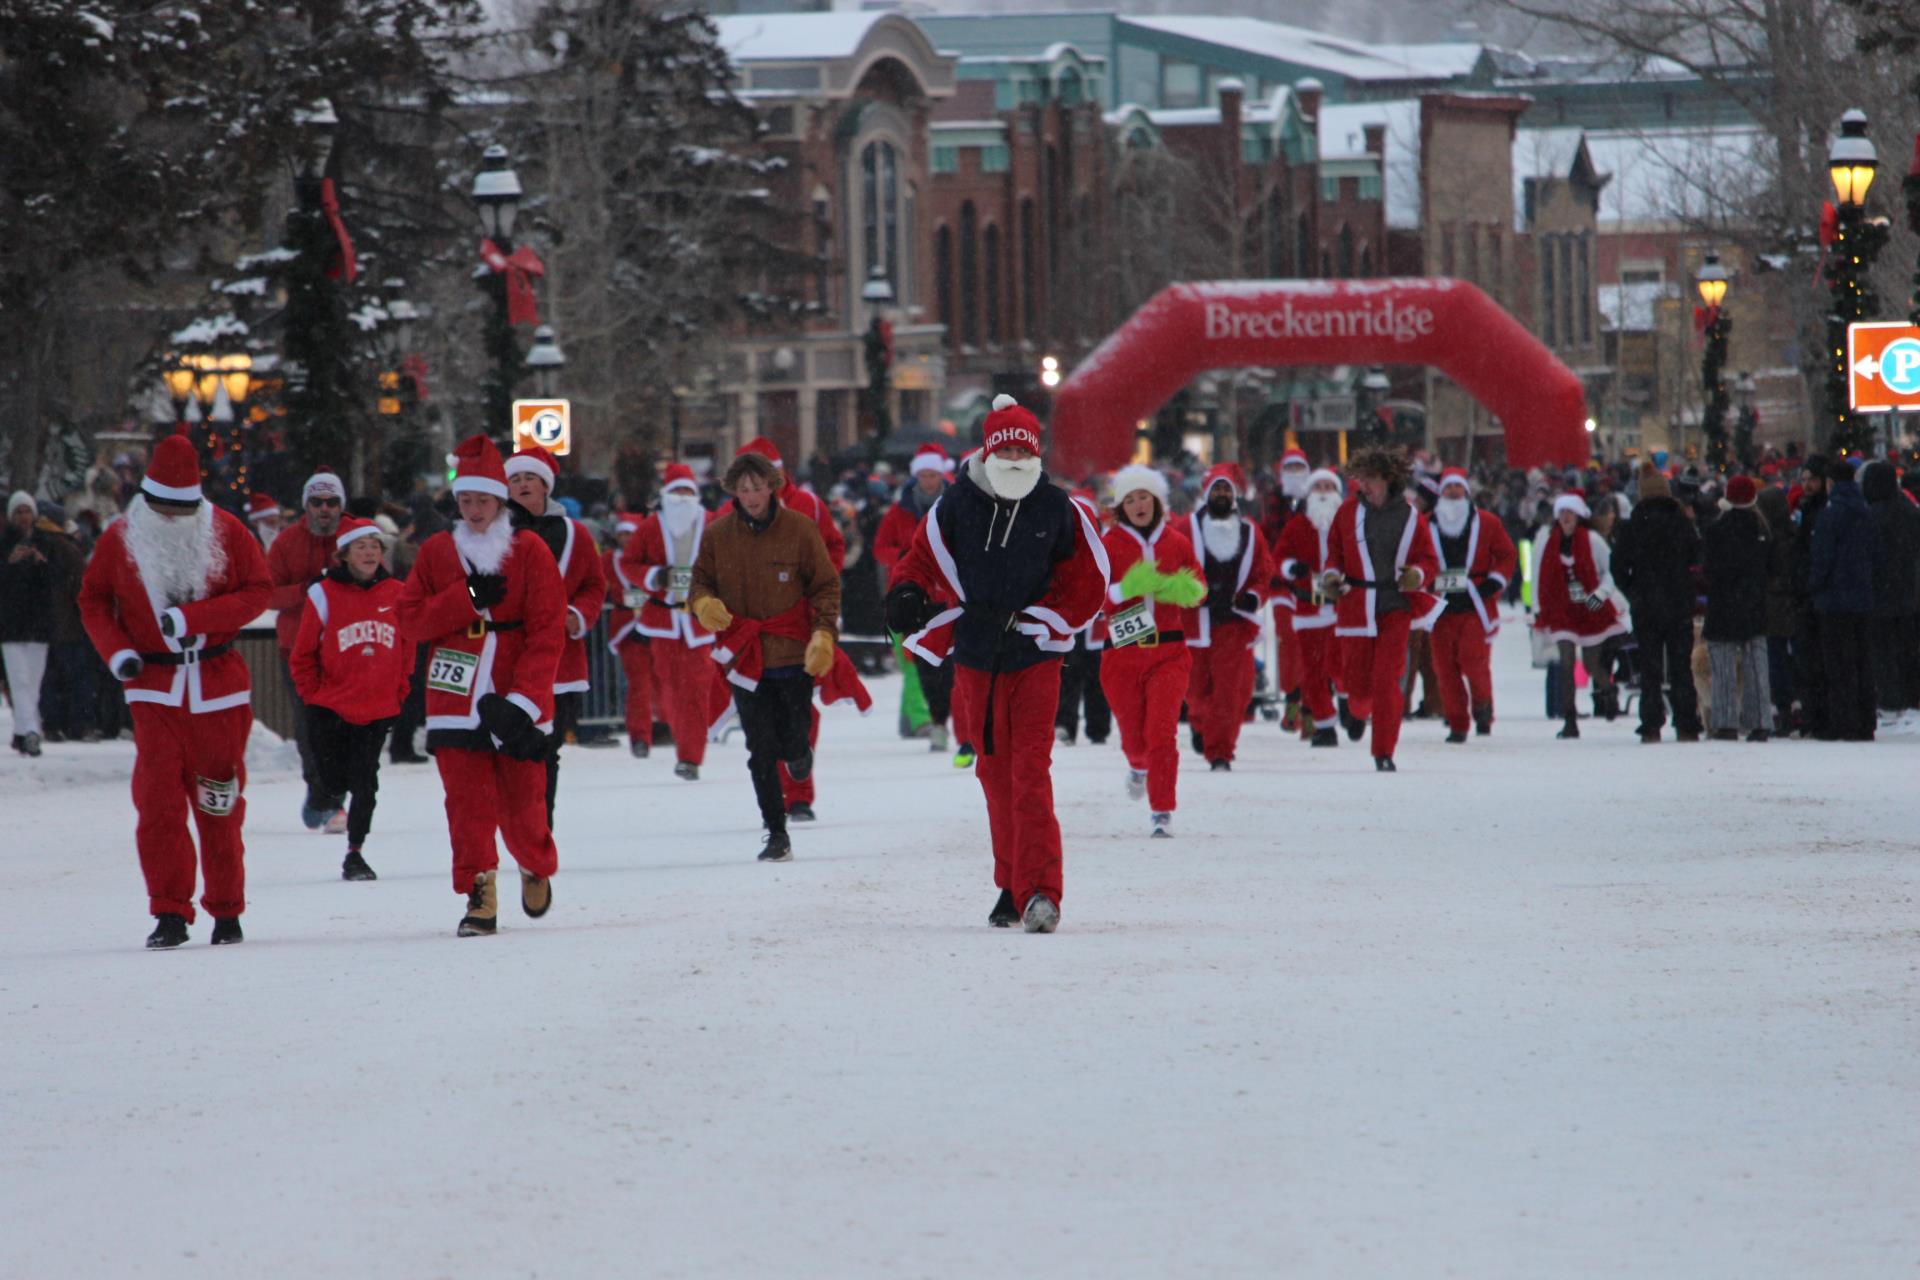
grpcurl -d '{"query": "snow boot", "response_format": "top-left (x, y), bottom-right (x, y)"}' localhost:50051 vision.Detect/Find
top-left (521, 870), bottom-right (552, 919)
top-left (787, 801), bottom-right (816, 823)
top-left (1150, 811), bottom-right (1172, 838)
top-left (673, 761), bottom-right (699, 781)
top-left (1374, 756), bottom-right (1396, 772)
top-left (1310, 727), bottom-right (1339, 748)
top-left (323, 808), bottom-right (348, 835)
top-left (758, 829), bottom-right (793, 863)
top-left (1557, 719), bottom-right (1580, 740)
top-left (1675, 727), bottom-right (1702, 743)
top-left (342, 849), bottom-right (377, 881)
top-left (1055, 725), bottom-right (1074, 745)
top-left (1209, 759), bottom-right (1230, 772)
top-left (1125, 768), bottom-right (1146, 801)
top-left (1445, 728), bottom-right (1468, 744)
top-left (210, 916), bottom-right (243, 946)
top-left (1022, 895), bottom-right (1060, 933)
top-left (988, 889), bottom-right (1019, 928)
top-left (1339, 699), bottom-right (1365, 741)
top-left (929, 724), bottom-right (949, 752)
top-left (786, 749), bottom-right (814, 782)
top-left (146, 913), bottom-right (189, 949)
top-left (629, 739), bottom-right (650, 759)
top-left (1748, 728), bottom-right (1771, 743)
top-left (458, 871), bottom-right (498, 937)
top-left (1640, 727), bottom-right (1661, 744)
top-left (953, 743), bottom-right (976, 769)
top-left (1472, 703), bottom-right (1493, 736)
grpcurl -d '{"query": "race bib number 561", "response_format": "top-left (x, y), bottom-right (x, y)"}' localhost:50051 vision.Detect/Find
top-left (1108, 599), bottom-right (1157, 648)
top-left (427, 647), bottom-right (480, 696)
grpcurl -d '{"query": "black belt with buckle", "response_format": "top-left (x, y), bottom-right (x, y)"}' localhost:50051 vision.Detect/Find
top-left (465, 618), bottom-right (525, 639)
top-left (140, 642), bottom-right (234, 666)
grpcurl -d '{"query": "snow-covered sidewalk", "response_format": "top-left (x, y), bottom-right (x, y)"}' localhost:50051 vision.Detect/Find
top-left (1, 633), bottom-right (1914, 1278)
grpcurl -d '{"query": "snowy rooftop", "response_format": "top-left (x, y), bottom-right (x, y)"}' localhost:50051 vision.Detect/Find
top-left (1119, 15), bottom-right (1423, 83)
top-left (1365, 42), bottom-right (1487, 80)
top-left (711, 13), bottom-right (887, 63)
top-left (1318, 99), bottom-right (1421, 229)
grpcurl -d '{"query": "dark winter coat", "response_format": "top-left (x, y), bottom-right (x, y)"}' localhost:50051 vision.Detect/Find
top-left (0, 520), bottom-right (55, 643)
top-left (1612, 495), bottom-right (1699, 626)
top-left (1860, 461), bottom-right (1920, 618)
top-left (1810, 477), bottom-right (1876, 616)
top-left (1754, 487), bottom-right (1798, 637)
top-left (1791, 489), bottom-right (1827, 602)
top-left (1701, 506), bottom-right (1771, 642)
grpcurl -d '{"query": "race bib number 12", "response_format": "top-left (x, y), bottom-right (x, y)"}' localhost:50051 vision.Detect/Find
top-left (427, 647), bottom-right (480, 696)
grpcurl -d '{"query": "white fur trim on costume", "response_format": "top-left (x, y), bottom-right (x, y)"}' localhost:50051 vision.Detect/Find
top-left (992, 394), bottom-right (1017, 411)
top-left (451, 475), bottom-right (509, 499)
top-left (336, 523), bottom-right (382, 551)
top-left (504, 692), bottom-right (546, 731)
top-left (505, 454), bottom-right (556, 489)
top-left (108, 649), bottom-right (140, 680)
top-left (1307, 468), bottom-right (1343, 495)
top-left (661, 476), bottom-right (699, 495)
top-left (910, 448), bottom-right (947, 476)
top-left (1111, 464), bottom-right (1169, 505)
top-left (1553, 493), bottom-right (1591, 519)
top-left (142, 475), bottom-right (204, 503)
top-left (306, 582), bottom-right (329, 625)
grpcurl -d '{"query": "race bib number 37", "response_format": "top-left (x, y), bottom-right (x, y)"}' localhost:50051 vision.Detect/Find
top-left (427, 647), bottom-right (480, 696)
top-left (195, 775), bottom-right (238, 818)
top-left (1108, 599), bottom-right (1157, 648)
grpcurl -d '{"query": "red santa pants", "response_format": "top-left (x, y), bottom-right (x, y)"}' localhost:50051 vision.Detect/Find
top-left (435, 747), bottom-right (558, 894)
top-left (1275, 610), bottom-right (1301, 696)
top-left (1101, 639), bottom-right (1190, 812)
top-left (1430, 612), bottom-right (1495, 735)
top-left (779, 703), bottom-right (821, 808)
top-left (130, 703), bottom-right (251, 922)
top-left (956, 660), bottom-right (1065, 910)
top-left (649, 641), bottom-right (718, 766)
top-left (1294, 624), bottom-right (1338, 727)
top-left (1341, 610), bottom-right (1413, 759)
top-left (1185, 619), bottom-right (1259, 764)
top-left (617, 637), bottom-right (653, 743)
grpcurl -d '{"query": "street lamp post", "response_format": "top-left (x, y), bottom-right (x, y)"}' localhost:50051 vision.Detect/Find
top-left (473, 145), bottom-right (525, 451)
top-left (1825, 109), bottom-right (1890, 457)
top-left (1696, 251), bottom-right (1732, 471)
top-left (524, 324), bottom-right (567, 399)
top-left (282, 98), bottom-right (356, 475)
top-left (861, 265), bottom-right (895, 445)
top-left (1357, 366), bottom-right (1391, 449)
top-left (1733, 370), bottom-right (1758, 468)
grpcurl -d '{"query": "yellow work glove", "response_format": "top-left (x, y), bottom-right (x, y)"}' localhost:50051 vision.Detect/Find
top-left (1395, 565), bottom-right (1424, 592)
top-left (803, 629), bottom-right (835, 678)
top-left (692, 596), bottom-right (733, 633)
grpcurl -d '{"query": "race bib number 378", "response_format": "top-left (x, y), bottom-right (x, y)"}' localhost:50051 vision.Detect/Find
top-left (427, 647), bottom-right (480, 696)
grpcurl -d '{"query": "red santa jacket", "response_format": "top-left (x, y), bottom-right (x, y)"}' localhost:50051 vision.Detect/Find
top-left (619, 509), bottom-right (718, 649)
top-left (289, 569), bottom-right (417, 723)
top-left (78, 504), bottom-right (271, 714)
top-left (397, 516), bottom-right (566, 737)
top-left (1427, 505), bottom-right (1518, 635)
top-left (778, 485), bottom-right (846, 573)
top-left (1101, 519), bottom-right (1201, 644)
top-left (1323, 497), bottom-right (1443, 637)
top-left (550, 514), bottom-right (607, 695)
top-left (1185, 512), bottom-right (1274, 647)
top-left (1272, 512), bottom-right (1337, 631)
top-left (874, 485), bottom-right (942, 574)
top-left (604, 546), bottom-right (640, 649)
top-left (266, 520), bottom-right (339, 651)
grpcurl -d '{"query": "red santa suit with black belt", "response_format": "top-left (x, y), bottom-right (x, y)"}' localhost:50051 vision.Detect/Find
top-left (1324, 486), bottom-right (1442, 763)
top-left (1184, 464), bottom-right (1273, 767)
top-left (604, 514), bottom-right (659, 748)
top-left (397, 437), bottom-right (566, 896)
top-left (1099, 470), bottom-right (1200, 816)
top-left (1264, 449), bottom-right (1312, 722)
top-left (1272, 471), bottom-right (1346, 734)
top-left (619, 466), bottom-right (730, 767)
top-left (1424, 469), bottom-right (1518, 738)
top-left (78, 437), bottom-right (271, 924)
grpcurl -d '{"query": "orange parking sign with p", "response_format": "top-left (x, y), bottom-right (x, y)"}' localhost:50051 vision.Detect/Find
top-left (512, 399), bottom-right (571, 456)
top-left (1847, 322), bottom-right (1920, 413)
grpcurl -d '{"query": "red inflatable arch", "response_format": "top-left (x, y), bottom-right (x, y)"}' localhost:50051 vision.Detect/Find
top-left (1049, 279), bottom-right (1589, 477)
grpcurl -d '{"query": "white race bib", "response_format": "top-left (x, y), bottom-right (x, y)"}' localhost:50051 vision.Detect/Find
top-left (195, 775), bottom-right (238, 818)
top-left (1107, 599), bottom-right (1158, 648)
top-left (1566, 575), bottom-right (1589, 605)
top-left (427, 647), bottom-right (480, 696)
top-left (1435, 569), bottom-right (1469, 595)
top-left (668, 567), bottom-right (693, 596)
top-left (623, 587), bottom-right (648, 610)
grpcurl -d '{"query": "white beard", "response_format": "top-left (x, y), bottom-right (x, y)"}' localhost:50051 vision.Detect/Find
top-left (983, 456), bottom-right (1042, 501)
top-left (452, 510), bottom-right (516, 574)
top-left (1201, 515), bottom-right (1242, 563)
top-left (124, 497), bottom-right (227, 615)
top-left (1280, 469), bottom-right (1309, 500)
top-left (1435, 496), bottom-right (1472, 539)
top-left (1305, 492), bottom-right (1341, 533)
top-left (661, 494), bottom-right (702, 540)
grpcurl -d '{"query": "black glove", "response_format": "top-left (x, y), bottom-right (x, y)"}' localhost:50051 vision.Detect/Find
top-left (1476, 579), bottom-right (1502, 600)
top-left (1233, 591), bottom-right (1259, 613)
top-left (478, 693), bottom-right (547, 760)
top-left (159, 610), bottom-right (179, 638)
top-left (467, 572), bottom-right (508, 612)
top-left (884, 583), bottom-right (934, 636)
top-left (114, 654), bottom-right (144, 681)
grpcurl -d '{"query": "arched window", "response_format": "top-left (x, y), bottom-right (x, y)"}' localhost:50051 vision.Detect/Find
top-left (1267, 187), bottom-right (1288, 275)
top-left (1337, 224), bottom-right (1355, 278)
top-left (935, 225), bottom-right (954, 336)
top-left (984, 224), bottom-right (1003, 347)
top-left (1359, 243), bottom-right (1373, 277)
top-left (1296, 212), bottom-right (1313, 279)
top-left (1558, 235), bottom-right (1575, 346)
top-left (960, 201), bottom-right (979, 348)
top-left (861, 140), bottom-right (901, 295)
top-left (1020, 199), bottom-right (1038, 340)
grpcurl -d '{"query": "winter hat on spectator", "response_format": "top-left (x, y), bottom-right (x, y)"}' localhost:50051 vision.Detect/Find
top-left (981, 394), bottom-right (1043, 456)
top-left (1725, 475), bottom-right (1757, 508)
top-left (909, 443), bottom-right (948, 477)
top-left (1307, 467), bottom-right (1344, 494)
top-left (449, 434), bottom-right (509, 499)
top-left (302, 465), bottom-right (346, 506)
top-left (141, 430), bottom-right (203, 504)
top-left (661, 463), bottom-right (699, 496)
top-left (505, 444), bottom-right (558, 491)
top-left (1438, 467), bottom-right (1470, 496)
top-left (246, 493), bottom-right (279, 523)
top-left (1637, 462), bottom-right (1671, 501)
top-left (7, 490), bottom-right (35, 517)
top-left (1110, 464), bottom-right (1169, 506)
top-left (1202, 462), bottom-right (1247, 499)
top-left (738, 436), bottom-right (784, 468)
top-left (334, 515), bottom-right (382, 553)
top-left (1552, 490), bottom-right (1591, 519)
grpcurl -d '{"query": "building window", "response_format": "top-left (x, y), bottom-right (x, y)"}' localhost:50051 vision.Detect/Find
top-left (1267, 187), bottom-right (1288, 274)
top-left (1296, 212), bottom-right (1313, 279)
top-left (1057, 68), bottom-right (1084, 106)
top-left (936, 225), bottom-right (953, 335)
top-left (862, 140), bottom-right (900, 296)
top-left (932, 145), bottom-right (959, 174)
top-left (1242, 135), bottom-right (1269, 165)
top-left (1558, 235), bottom-right (1575, 348)
top-left (960, 200), bottom-right (979, 348)
top-left (1359, 174), bottom-right (1382, 201)
top-left (812, 191), bottom-right (831, 312)
top-left (982, 144), bottom-right (1010, 174)
top-left (1320, 174), bottom-right (1340, 203)
top-left (1359, 244), bottom-right (1373, 277)
top-left (1162, 58), bottom-right (1201, 108)
top-left (1541, 234), bottom-right (1558, 347)
top-left (1337, 224), bottom-right (1355, 278)
top-left (1020, 198), bottom-right (1038, 340)
top-left (1578, 231), bottom-right (1593, 345)
top-left (1464, 225), bottom-right (1480, 283)
top-left (984, 224), bottom-right (1003, 346)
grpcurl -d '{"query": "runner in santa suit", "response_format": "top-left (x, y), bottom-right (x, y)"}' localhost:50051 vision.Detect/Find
top-left (1319, 448), bottom-right (1442, 772)
top-left (1272, 468), bottom-right (1347, 747)
top-left (245, 493), bottom-right (283, 551)
top-left (1055, 486), bottom-right (1113, 749)
top-left (77, 430), bottom-right (271, 948)
top-left (267, 466), bottom-right (348, 830)
top-left (886, 395), bottom-right (1109, 932)
top-left (734, 437), bottom-right (842, 822)
top-left (1184, 463), bottom-right (1274, 771)
top-left (1099, 465), bottom-right (1206, 837)
top-left (397, 435), bottom-right (566, 938)
top-left (603, 512), bottom-right (658, 757)
top-left (289, 516), bottom-right (416, 882)
top-left (875, 444), bottom-right (955, 754)
top-left (1424, 467), bottom-right (1517, 743)
top-left (1532, 490), bottom-right (1630, 740)
top-left (504, 444), bottom-right (608, 829)
top-left (1262, 447), bottom-right (1312, 734)
top-left (619, 464), bottom-right (728, 780)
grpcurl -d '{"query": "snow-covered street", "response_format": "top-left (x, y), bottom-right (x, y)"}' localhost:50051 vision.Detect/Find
top-left (2, 632), bottom-right (1915, 1278)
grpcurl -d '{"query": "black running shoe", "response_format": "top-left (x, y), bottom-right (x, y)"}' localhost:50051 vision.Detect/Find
top-left (759, 829), bottom-right (793, 862)
top-left (209, 916), bottom-right (244, 945)
top-left (1373, 756), bottom-right (1396, 772)
top-left (988, 889), bottom-right (1019, 927)
top-left (1310, 728), bottom-right (1338, 747)
top-left (1208, 759), bottom-right (1231, 772)
top-left (146, 913), bottom-right (189, 949)
top-left (342, 849), bottom-right (377, 881)
top-left (787, 802), bottom-right (816, 823)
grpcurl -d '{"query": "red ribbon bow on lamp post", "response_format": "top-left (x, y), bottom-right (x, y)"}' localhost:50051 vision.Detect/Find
top-left (479, 239), bottom-right (545, 326)
top-left (320, 178), bottom-right (358, 283)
